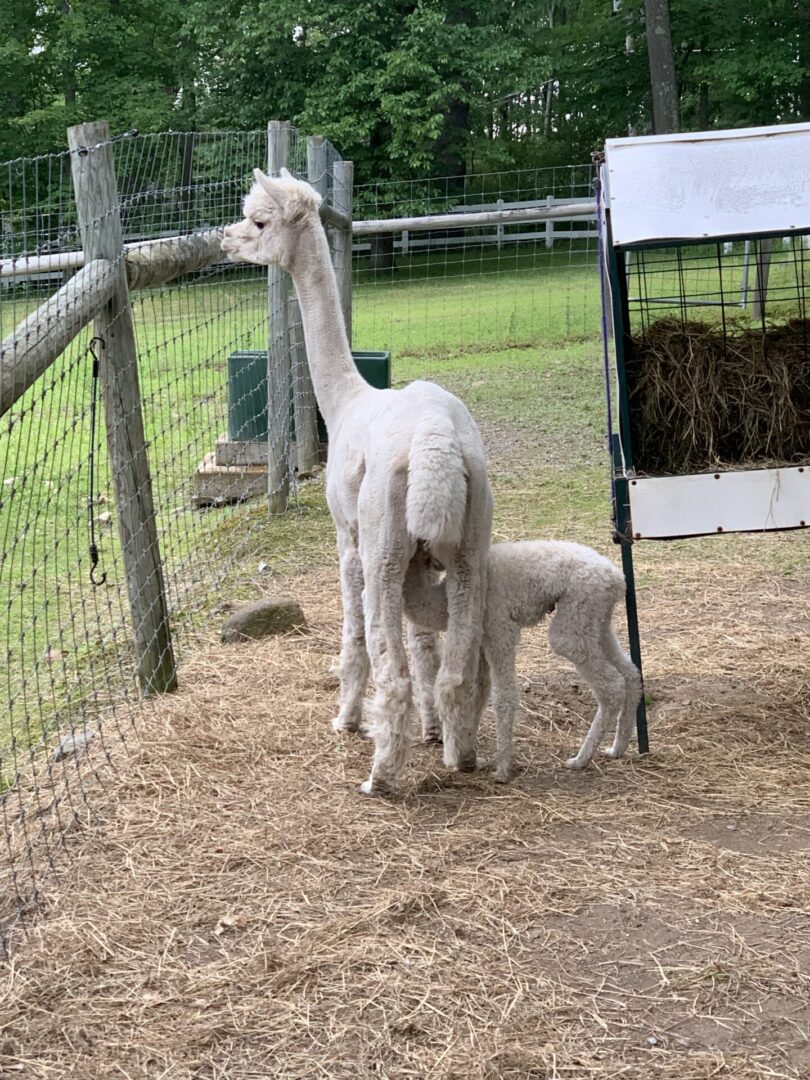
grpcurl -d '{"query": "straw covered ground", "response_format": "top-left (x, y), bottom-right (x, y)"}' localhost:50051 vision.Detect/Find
top-left (2, 345), bottom-right (810, 1079)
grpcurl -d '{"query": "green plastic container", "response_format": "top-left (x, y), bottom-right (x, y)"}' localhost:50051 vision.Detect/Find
top-left (227, 352), bottom-right (269, 442)
top-left (227, 350), bottom-right (391, 443)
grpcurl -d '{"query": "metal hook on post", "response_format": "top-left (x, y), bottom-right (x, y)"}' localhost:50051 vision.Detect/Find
top-left (87, 336), bottom-right (108, 587)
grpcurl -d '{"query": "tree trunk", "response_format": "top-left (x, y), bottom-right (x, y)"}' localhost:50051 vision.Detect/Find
top-left (61, 1), bottom-right (77, 108)
top-left (433, 98), bottom-right (470, 194)
top-left (544, 79), bottom-right (555, 136)
top-left (798, 0), bottom-right (810, 120)
top-left (369, 234), bottom-right (394, 272)
top-left (644, 0), bottom-right (680, 133)
top-left (698, 80), bottom-right (709, 129)
top-left (178, 130), bottom-right (195, 223)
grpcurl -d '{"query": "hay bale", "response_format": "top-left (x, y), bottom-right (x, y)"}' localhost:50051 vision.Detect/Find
top-left (626, 317), bottom-right (810, 475)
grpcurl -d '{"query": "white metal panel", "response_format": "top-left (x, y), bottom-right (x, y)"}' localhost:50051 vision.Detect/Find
top-left (628, 466), bottom-right (810, 539)
top-left (605, 122), bottom-right (810, 246)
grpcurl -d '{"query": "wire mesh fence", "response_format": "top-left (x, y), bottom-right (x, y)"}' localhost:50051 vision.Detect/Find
top-left (1, 128), bottom-right (600, 953)
top-left (0, 124), bottom-right (338, 950)
top-left (352, 164), bottom-right (599, 358)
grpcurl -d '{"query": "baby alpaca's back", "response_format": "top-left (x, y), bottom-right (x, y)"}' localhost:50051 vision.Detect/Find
top-left (486, 540), bottom-right (625, 631)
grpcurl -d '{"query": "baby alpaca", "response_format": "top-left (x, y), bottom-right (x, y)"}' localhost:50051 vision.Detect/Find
top-left (404, 540), bottom-right (642, 781)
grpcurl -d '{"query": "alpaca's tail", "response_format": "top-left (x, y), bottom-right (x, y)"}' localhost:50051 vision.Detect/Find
top-left (406, 414), bottom-right (467, 547)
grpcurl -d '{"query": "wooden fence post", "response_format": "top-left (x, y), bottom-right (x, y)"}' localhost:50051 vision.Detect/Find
top-left (332, 159), bottom-right (354, 345)
top-left (267, 120), bottom-right (292, 512)
top-left (281, 134), bottom-right (320, 476)
top-left (67, 121), bottom-right (177, 695)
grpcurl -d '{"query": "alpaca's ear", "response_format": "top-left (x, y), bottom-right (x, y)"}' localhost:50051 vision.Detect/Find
top-left (279, 166), bottom-right (293, 180)
top-left (253, 168), bottom-right (285, 207)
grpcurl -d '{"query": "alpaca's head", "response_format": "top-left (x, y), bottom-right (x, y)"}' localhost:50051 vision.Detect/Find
top-left (221, 167), bottom-right (323, 272)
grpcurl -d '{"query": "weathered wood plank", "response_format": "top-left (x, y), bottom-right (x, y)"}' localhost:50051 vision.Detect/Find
top-left (124, 230), bottom-right (223, 289)
top-left (352, 201), bottom-right (597, 236)
top-left (288, 136), bottom-right (325, 476)
top-left (68, 120), bottom-right (177, 695)
top-left (332, 160), bottom-right (354, 345)
top-left (266, 120), bottom-right (292, 514)
top-left (0, 258), bottom-right (114, 416)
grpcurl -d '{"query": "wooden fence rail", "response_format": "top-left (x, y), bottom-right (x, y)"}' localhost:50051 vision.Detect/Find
top-left (0, 258), bottom-right (115, 416)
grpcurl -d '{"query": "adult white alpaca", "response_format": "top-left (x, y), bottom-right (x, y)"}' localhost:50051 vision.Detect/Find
top-left (404, 540), bottom-right (642, 781)
top-left (222, 169), bottom-right (492, 794)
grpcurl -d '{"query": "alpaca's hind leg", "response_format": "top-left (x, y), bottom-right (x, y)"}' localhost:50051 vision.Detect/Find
top-left (332, 529), bottom-right (370, 733)
top-left (600, 625), bottom-right (642, 760)
top-left (407, 621), bottom-right (442, 742)
top-left (435, 473), bottom-right (492, 772)
top-left (486, 630), bottom-right (520, 782)
top-left (358, 480), bottom-right (414, 795)
top-left (437, 547), bottom-right (487, 771)
top-left (548, 604), bottom-right (626, 770)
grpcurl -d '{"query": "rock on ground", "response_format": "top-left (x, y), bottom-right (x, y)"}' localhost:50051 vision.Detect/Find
top-left (221, 598), bottom-right (307, 643)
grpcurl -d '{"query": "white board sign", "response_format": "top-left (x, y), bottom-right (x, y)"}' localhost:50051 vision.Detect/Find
top-left (628, 466), bottom-right (810, 539)
top-left (605, 123), bottom-right (810, 247)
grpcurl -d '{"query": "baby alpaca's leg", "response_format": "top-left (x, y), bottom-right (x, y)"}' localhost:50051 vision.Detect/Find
top-left (600, 625), bottom-right (642, 759)
top-left (407, 620), bottom-right (442, 742)
top-left (487, 629), bottom-right (520, 782)
top-left (548, 605), bottom-right (625, 770)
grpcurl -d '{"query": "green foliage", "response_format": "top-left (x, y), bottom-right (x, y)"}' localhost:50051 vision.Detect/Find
top-left (1, 0), bottom-right (193, 158)
top-left (1, 1), bottom-right (809, 185)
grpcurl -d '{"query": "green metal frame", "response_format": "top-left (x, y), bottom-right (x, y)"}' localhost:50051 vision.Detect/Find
top-left (612, 437), bottom-right (649, 754)
top-left (603, 205), bottom-right (649, 754)
top-left (601, 169), bottom-right (810, 758)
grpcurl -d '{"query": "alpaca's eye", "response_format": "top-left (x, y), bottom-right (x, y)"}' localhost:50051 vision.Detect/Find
top-left (255, 221), bottom-right (265, 231)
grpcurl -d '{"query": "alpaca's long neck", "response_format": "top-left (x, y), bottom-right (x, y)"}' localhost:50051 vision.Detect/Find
top-left (289, 222), bottom-right (366, 428)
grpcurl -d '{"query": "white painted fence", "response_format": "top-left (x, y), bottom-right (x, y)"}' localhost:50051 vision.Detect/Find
top-left (352, 196), bottom-right (597, 255)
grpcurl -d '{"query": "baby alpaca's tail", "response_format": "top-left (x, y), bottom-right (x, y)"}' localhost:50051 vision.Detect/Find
top-left (406, 414), bottom-right (467, 547)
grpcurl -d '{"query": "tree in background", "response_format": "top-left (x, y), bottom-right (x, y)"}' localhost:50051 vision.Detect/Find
top-left (644, 0), bottom-right (679, 132)
top-left (2, 0), bottom-right (809, 183)
top-left (2, 0), bottom-right (192, 157)
top-left (673, 0), bottom-right (809, 131)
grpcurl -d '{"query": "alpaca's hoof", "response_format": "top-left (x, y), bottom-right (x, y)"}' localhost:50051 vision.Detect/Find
top-left (492, 767), bottom-right (511, 783)
top-left (423, 730), bottom-right (443, 746)
top-left (601, 745), bottom-right (622, 760)
top-left (564, 755), bottom-right (588, 770)
top-left (332, 715), bottom-right (360, 734)
top-left (359, 777), bottom-right (394, 797)
top-left (452, 754), bottom-right (486, 773)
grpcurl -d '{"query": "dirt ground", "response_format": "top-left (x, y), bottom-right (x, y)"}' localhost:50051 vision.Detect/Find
top-left (1, 370), bottom-right (809, 1079)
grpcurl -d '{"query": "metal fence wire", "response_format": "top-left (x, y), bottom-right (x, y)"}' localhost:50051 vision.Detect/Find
top-left (0, 126), bottom-right (599, 953)
top-left (0, 125), bottom-right (332, 950)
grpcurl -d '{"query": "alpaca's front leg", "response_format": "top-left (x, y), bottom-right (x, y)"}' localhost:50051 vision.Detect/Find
top-left (407, 621), bottom-right (442, 742)
top-left (332, 530), bottom-right (370, 733)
